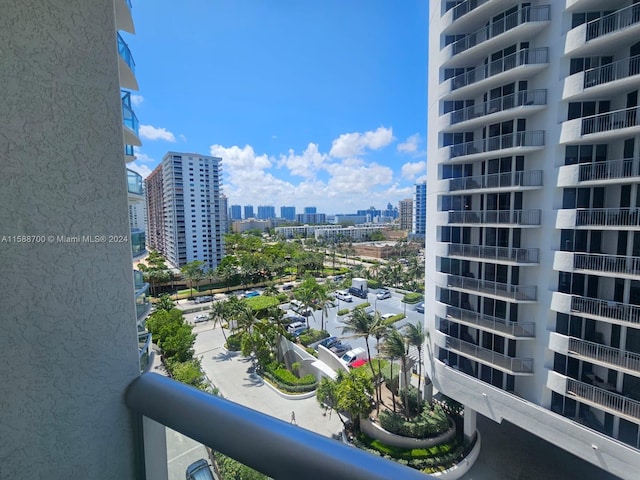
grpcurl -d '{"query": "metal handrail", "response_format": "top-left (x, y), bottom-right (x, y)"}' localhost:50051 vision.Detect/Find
top-left (586, 3), bottom-right (640, 41)
top-left (575, 208), bottom-right (640, 227)
top-left (449, 89), bottom-right (547, 125)
top-left (448, 209), bottom-right (541, 226)
top-left (447, 274), bottom-right (537, 301)
top-left (570, 295), bottom-right (640, 325)
top-left (446, 0), bottom-right (490, 21)
top-left (577, 158), bottom-right (639, 182)
top-left (449, 131), bottom-right (545, 159)
top-left (443, 335), bottom-right (534, 372)
top-left (448, 48), bottom-right (549, 91)
top-left (126, 373), bottom-right (430, 480)
top-left (567, 378), bottom-right (640, 419)
top-left (445, 305), bottom-right (535, 337)
top-left (568, 337), bottom-right (640, 372)
top-left (449, 170), bottom-right (543, 191)
top-left (117, 33), bottom-right (136, 72)
top-left (574, 253), bottom-right (640, 275)
top-left (581, 107), bottom-right (640, 135)
top-left (121, 92), bottom-right (139, 134)
top-left (584, 54), bottom-right (640, 88)
top-left (448, 243), bottom-right (539, 263)
top-left (450, 6), bottom-right (550, 56)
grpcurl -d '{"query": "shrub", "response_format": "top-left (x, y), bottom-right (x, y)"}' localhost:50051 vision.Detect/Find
top-left (261, 362), bottom-right (317, 393)
top-left (367, 279), bottom-right (381, 289)
top-left (298, 329), bottom-right (329, 346)
top-left (226, 332), bottom-right (243, 351)
top-left (402, 292), bottom-right (424, 304)
top-left (244, 295), bottom-right (279, 311)
top-left (337, 308), bottom-right (350, 316)
top-left (215, 452), bottom-right (268, 480)
top-left (382, 313), bottom-right (405, 325)
top-left (378, 404), bottom-right (450, 439)
top-left (355, 302), bottom-right (371, 309)
top-left (276, 293), bottom-right (288, 303)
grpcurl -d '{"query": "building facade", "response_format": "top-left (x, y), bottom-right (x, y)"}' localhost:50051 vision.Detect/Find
top-left (414, 181), bottom-right (427, 236)
top-left (280, 205), bottom-right (296, 220)
top-left (145, 152), bottom-right (225, 270)
top-left (399, 198), bottom-right (414, 230)
top-left (244, 205), bottom-right (255, 219)
top-left (230, 204), bottom-right (242, 220)
top-left (426, 1), bottom-right (640, 477)
top-left (257, 205), bottom-right (276, 219)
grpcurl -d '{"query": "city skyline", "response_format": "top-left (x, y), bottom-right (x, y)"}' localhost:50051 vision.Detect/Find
top-left (124, 0), bottom-right (428, 213)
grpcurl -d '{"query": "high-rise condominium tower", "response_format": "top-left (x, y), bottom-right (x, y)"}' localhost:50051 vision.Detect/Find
top-left (146, 152), bottom-right (225, 270)
top-left (427, 1), bottom-right (640, 477)
top-left (399, 198), bottom-right (414, 230)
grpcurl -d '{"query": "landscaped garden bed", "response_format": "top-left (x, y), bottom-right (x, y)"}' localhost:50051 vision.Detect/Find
top-left (261, 361), bottom-right (317, 394)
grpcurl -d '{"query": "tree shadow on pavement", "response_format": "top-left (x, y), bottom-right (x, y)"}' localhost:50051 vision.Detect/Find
top-left (213, 350), bottom-right (237, 362)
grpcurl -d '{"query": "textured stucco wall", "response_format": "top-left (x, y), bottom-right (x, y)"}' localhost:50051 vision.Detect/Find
top-left (0, 1), bottom-right (140, 477)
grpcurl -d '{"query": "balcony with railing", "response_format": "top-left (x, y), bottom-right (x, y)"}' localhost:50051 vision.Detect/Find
top-left (440, 48), bottom-right (549, 100)
top-left (446, 274), bottom-right (537, 302)
top-left (568, 337), bottom-right (640, 377)
top-left (576, 208), bottom-right (640, 228)
top-left (442, 0), bottom-right (491, 25)
top-left (448, 170), bottom-right (543, 193)
top-left (441, 334), bottom-right (534, 374)
top-left (564, 55), bottom-right (640, 100)
top-left (444, 305), bottom-right (535, 338)
top-left (444, 90), bottom-right (547, 131)
top-left (446, 131), bottom-right (545, 161)
top-left (447, 243), bottom-right (539, 264)
top-left (566, 377), bottom-right (640, 424)
top-left (447, 209), bottom-right (541, 226)
top-left (557, 157), bottom-right (639, 187)
top-left (121, 91), bottom-right (141, 146)
top-left (126, 373), bottom-right (431, 480)
top-left (570, 295), bottom-right (640, 327)
top-left (560, 107), bottom-right (640, 143)
top-left (124, 144), bottom-right (136, 162)
top-left (573, 252), bottom-right (640, 278)
top-left (115, 0), bottom-right (134, 34)
top-left (127, 168), bottom-right (143, 196)
top-left (117, 33), bottom-right (138, 91)
top-left (442, 6), bottom-right (551, 67)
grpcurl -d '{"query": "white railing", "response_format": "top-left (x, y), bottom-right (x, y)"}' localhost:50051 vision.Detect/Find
top-left (443, 0), bottom-right (490, 21)
top-left (568, 337), bottom-right (640, 373)
top-left (448, 89), bottom-right (547, 125)
top-left (448, 170), bottom-right (542, 191)
top-left (570, 296), bottom-right (640, 325)
top-left (447, 244), bottom-right (539, 263)
top-left (448, 209), bottom-right (541, 226)
top-left (581, 107), bottom-right (640, 135)
top-left (567, 378), bottom-right (640, 419)
top-left (574, 253), bottom-right (640, 275)
top-left (577, 158), bottom-right (639, 182)
top-left (445, 305), bottom-right (535, 337)
top-left (585, 3), bottom-right (640, 41)
top-left (575, 208), bottom-right (640, 227)
top-left (447, 274), bottom-right (537, 301)
top-left (584, 55), bottom-right (640, 88)
top-left (443, 335), bottom-right (534, 373)
top-left (449, 131), bottom-right (545, 159)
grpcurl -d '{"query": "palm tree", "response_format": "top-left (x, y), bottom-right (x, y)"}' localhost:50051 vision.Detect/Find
top-left (404, 322), bottom-right (427, 411)
top-left (381, 328), bottom-right (411, 420)
top-left (181, 260), bottom-right (205, 298)
top-left (210, 301), bottom-right (228, 343)
top-left (370, 311), bottom-right (390, 413)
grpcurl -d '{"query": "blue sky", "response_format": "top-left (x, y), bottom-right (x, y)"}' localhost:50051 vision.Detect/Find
top-left (126, 0), bottom-right (427, 214)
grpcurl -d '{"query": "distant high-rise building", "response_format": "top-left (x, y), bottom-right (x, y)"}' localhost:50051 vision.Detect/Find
top-left (145, 152), bottom-right (225, 270)
top-left (383, 202), bottom-right (398, 220)
top-left (244, 205), bottom-right (254, 219)
top-left (257, 205), bottom-right (276, 220)
top-left (427, 2), bottom-right (640, 476)
top-left (280, 205), bottom-right (296, 220)
top-left (304, 206), bottom-right (317, 214)
top-left (229, 204), bottom-right (242, 220)
top-left (413, 181), bottom-right (426, 236)
top-left (398, 198), bottom-right (413, 230)
top-left (296, 212), bottom-right (326, 225)
top-left (220, 194), bottom-right (229, 233)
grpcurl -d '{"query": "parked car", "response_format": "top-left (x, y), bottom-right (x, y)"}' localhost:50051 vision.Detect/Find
top-left (291, 326), bottom-right (308, 337)
top-left (287, 321), bottom-right (306, 333)
top-left (283, 315), bottom-right (305, 326)
top-left (282, 284), bottom-right (293, 290)
top-left (317, 336), bottom-right (339, 350)
top-left (193, 314), bottom-right (209, 323)
top-left (340, 347), bottom-right (367, 366)
top-left (335, 290), bottom-right (353, 302)
top-left (193, 295), bottom-right (213, 304)
top-left (330, 342), bottom-right (352, 356)
top-left (376, 289), bottom-right (391, 300)
top-left (348, 286), bottom-right (368, 299)
top-left (333, 275), bottom-right (345, 282)
top-left (415, 302), bottom-right (425, 313)
top-left (244, 290), bottom-right (260, 298)
top-left (186, 459), bottom-right (215, 480)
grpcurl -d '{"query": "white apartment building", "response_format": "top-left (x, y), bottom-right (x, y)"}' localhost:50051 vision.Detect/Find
top-left (148, 152), bottom-right (225, 270)
top-left (427, 1), bottom-right (640, 477)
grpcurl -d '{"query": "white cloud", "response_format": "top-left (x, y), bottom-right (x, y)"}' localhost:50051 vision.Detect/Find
top-left (127, 161), bottom-right (153, 179)
top-left (209, 144), bottom-right (273, 170)
top-left (131, 95), bottom-right (144, 106)
top-left (132, 150), bottom-right (156, 163)
top-left (329, 126), bottom-right (394, 158)
top-left (397, 133), bottom-right (421, 153)
top-left (179, 134), bottom-right (187, 142)
top-left (401, 161), bottom-right (425, 180)
top-left (139, 125), bottom-right (176, 142)
top-left (325, 161), bottom-right (393, 196)
top-left (278, 143), bottom-right (327, 178)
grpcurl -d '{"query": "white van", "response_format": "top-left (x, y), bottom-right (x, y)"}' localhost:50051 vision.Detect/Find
top-left (335, 290), bottom-right (353, 302)
top-left (340, 347), bottom-right (367, 366)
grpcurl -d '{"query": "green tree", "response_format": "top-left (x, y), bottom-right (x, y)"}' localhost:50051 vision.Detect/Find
top-left (181, 260), bottom-right (205, 298)
top-left (166, 358), bottom-right (205, 388)
top-left (335, 369), bottom-right (374, 431)
top-left (316, 376), bottom-right (348, 428)
top-left (404, 321), bottom-right (428, 411)
top-left (154, 294), bottom-right (176, 312)
top-left (381, 328), bottom-right (411, 420)
top-left (210, 301), bottom-right (229, 343)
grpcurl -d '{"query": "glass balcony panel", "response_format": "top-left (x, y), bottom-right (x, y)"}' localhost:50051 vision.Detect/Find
top-left (446, 274), bottom-right (537, 301)
top-left (121, 92), bottom-right (139, 136)
top-left (117, 33), bottom-right (136, 73)
top-left (127, 168), bottom-right (144, 195)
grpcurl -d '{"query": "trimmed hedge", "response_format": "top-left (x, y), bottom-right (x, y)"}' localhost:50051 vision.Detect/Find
top-left (226, 332), bottom-right (243, 351)
top-left (298, 329), bottom-right (329, 346)
top-left (337, 308), bottom-right (350, 316)
top-left (355, 302), bottom-right (371, 309)
top-left (367, 279), bottom-right (381, 289)
top-left (378, 404), bottom-right (450, 439)
top-left (261, 362), bottom-right (317, 393)
top-left (402, 293), bottom-right (424, 304)
top-left (382, 313), bottom-right (405, 325)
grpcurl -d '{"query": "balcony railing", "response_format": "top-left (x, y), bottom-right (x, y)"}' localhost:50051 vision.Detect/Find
top-left (575, 208), bottom-right (640, 227)
top-left (449, 170), bottom-right (543, 192)
top-left (448, 209), bottom-right (541, 226)
top-left (446, 274), bottom-right (537, 301)
top-left (568, 337), bottom-right (640, 373)
top-left (445, 305), bottom-right (535, 337)
top-left (124, 144), bottom-right (135, 157)
top-left (449, 6), bottom-right (550, 57)
top-left (570, 296), bottom-right (640, 325)
top-left (121, 92), bottom-right (139, 135)
top-left (585, 3), bottom-right (640, 41)
top-left (584, 55), bottom-right (640, 88)
top-left (449, 131), bottom-right (545, 159)
top-left (447, 48), bottom-right (549, 92)
top-left (445, 0), bottom-right (490, 20)
top-left (578, 158), bottom-right (639, 182)
top-left (581, 107), bottom-right (639, 135)
top-left (574, 253), bottom-right (640, 276)
top-left (126, 373), bottom-right (429, 480)
top-left (566, 378), bottom-right (640, 420)
top-left (448, 243), bottom-right (539, 263)
top-left (443, 335), bottom-right (534, 373)
top-left (117, 33), bottom-right (136, 73)
top-left (448, 89), bottom-right (547, 125)
top-left (127, 168), bottom-right (143, 195)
